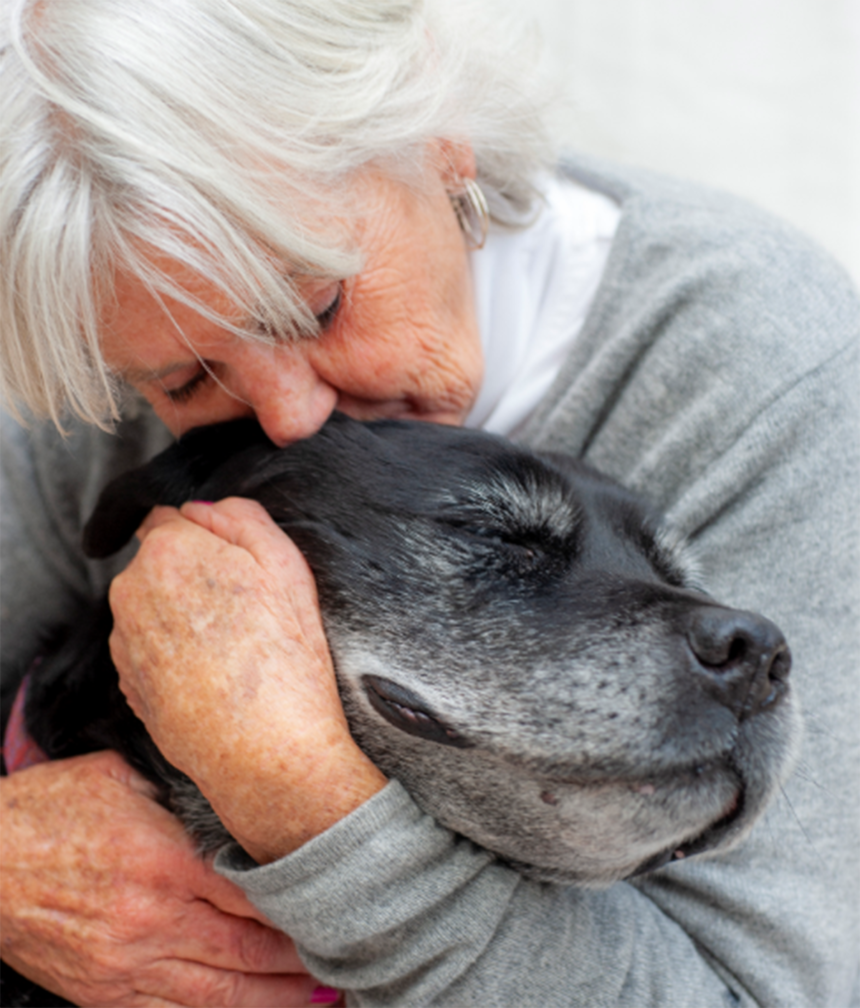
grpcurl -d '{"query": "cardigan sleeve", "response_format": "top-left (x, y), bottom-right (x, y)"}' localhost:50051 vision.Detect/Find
top-left (0, 408), bottom-right (170, 701)
top-left (217, 780), bottom-right (750, 1007)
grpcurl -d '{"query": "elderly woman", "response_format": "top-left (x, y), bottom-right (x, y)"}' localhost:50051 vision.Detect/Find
top-left (1, 0), bottom-right (858, 1006)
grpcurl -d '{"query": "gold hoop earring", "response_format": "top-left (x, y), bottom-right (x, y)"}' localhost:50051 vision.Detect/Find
top-left (450, 177), bottom-right (490, 250)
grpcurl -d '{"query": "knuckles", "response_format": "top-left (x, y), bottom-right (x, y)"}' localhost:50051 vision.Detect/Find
top-left (189, 969), bottom-right (246, 1008)
top-left (233, 920), bottom-right (295, 974)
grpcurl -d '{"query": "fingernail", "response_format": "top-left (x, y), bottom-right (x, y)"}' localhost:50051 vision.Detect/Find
top-left (191, 500), bottom-right (215, 505)
top-left (309, 987), bottom-right (341, 1005)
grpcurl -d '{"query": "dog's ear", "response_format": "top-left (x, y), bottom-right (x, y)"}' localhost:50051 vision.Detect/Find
top-left (82, 419), bottom-right (273, 559)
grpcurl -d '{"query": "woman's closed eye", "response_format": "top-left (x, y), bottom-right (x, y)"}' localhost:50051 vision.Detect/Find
top-left (312, 283), bottom-right (342, 330)
top-left (162, 283), bottom-right (343, 405)
top-left (163, 365), bottom-right (213, 404)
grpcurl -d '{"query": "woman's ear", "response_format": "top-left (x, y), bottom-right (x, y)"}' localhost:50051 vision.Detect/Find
top-left (434, 139), bottom-right (477, 187)
top-left (433, 139), bottom-right (488, 249)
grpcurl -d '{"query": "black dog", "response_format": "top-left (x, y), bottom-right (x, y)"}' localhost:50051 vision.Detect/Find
top-left (20, 413), bottom-right (797, 888)
top-left (4, 413), bottom-right (799, 1007)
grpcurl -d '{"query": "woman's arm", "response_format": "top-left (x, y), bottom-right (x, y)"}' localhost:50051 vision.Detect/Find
top-left (210, 344), bottom-right (859, 1007)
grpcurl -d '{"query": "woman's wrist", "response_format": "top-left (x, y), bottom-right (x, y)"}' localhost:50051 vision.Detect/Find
top-left (205, 729), bottom-right (388, 864)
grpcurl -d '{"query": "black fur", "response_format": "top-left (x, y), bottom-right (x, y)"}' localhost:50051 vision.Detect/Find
top-left (22, 414), bottom-right (797, 876)
top-left (7, 413), bottom-right (799, 1005)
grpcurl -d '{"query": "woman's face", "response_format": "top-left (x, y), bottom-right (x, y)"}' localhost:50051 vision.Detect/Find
top-left (101, 158), bottom-right (484, 445)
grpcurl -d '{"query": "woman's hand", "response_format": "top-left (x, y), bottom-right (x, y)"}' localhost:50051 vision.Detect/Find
top-left (0, 750), bottom-right (336, 1006)
top-left (108, 498), bottom-right (387, 864)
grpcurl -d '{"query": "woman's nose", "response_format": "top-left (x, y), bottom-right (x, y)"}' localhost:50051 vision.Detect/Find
top-left (233, 341), bottom-right (338, 447)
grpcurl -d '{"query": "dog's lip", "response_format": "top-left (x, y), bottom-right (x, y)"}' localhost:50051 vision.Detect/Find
top-left (630, 784), bottom-right (745, 877)
top-left (537, 759), bottom-right (745, 873)
top-left (540, 757), bottom-right (729, 792)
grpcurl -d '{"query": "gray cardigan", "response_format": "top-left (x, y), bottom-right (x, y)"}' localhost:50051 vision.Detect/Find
top-left (2, 155), bottom-right (859, 1006)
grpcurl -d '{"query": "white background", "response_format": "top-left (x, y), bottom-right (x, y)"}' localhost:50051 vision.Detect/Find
top-left (508, 0), bottom-right (860, 287)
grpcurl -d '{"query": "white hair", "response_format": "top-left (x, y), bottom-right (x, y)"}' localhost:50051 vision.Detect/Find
top-left (1, 0), bottom-right (556, 429)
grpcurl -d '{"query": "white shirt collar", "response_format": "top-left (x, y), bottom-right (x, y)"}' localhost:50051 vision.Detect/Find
top-left (465, 174), bottom-right (620, 437)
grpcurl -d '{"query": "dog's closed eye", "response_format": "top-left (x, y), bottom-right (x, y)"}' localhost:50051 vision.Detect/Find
top-left (363, 675), bottom-right (472, 749)
top-left (460, 526), bottom-right (543, 561)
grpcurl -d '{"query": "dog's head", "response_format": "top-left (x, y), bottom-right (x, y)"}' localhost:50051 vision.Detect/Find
top-left (86, 414), bottom-right (799, 886)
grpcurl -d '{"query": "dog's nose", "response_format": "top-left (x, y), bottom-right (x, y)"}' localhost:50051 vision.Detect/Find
top-left (686, 607), bottom-right (791, 719)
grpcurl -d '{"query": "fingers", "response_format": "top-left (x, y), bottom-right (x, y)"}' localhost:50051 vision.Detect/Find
top-left (136, 504), bottom-right (185, 538)
top-left (180, 498), bottom-right (315, 581)
top-left (179, 497), bottom-right (280, 546)
top-left (165, 894), bottom-right (308, 975)
top-left (135, 960), bottom-right (328, 1008)
top-left (189, 855), bottom-right (279, 925)
top-left (139, 498), bottom-right (294, 558)
top-left (132, 496), bottom-right (318, 614)
top-left (9, 956), bottom-right (327, 1008)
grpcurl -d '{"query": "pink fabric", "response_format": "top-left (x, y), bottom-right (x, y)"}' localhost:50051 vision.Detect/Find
top-left (3, 667), bottom-right (49, 773)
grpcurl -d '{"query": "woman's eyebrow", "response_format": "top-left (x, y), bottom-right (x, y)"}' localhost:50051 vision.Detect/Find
top-left (119, 360), bottom-right (198, 385)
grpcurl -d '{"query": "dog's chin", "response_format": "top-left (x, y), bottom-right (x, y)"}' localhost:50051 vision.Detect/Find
top-left (478, 777), bottom-right (747, 888)
top-left (474, 787), bottom-right (740, 888)
top-left (501, 716), bottom-right (799, 887)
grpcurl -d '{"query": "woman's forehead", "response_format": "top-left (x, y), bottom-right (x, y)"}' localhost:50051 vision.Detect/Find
top-left (98, 273), bottom-right (220, 379)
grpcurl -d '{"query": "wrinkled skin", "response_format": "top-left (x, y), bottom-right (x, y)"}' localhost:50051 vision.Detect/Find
top-left (108, 496), bottom-right (387, 865)
top-left (101, 143), bottom-right (483, 444)
top-left (0, 752), bottom-right (324, 1007)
